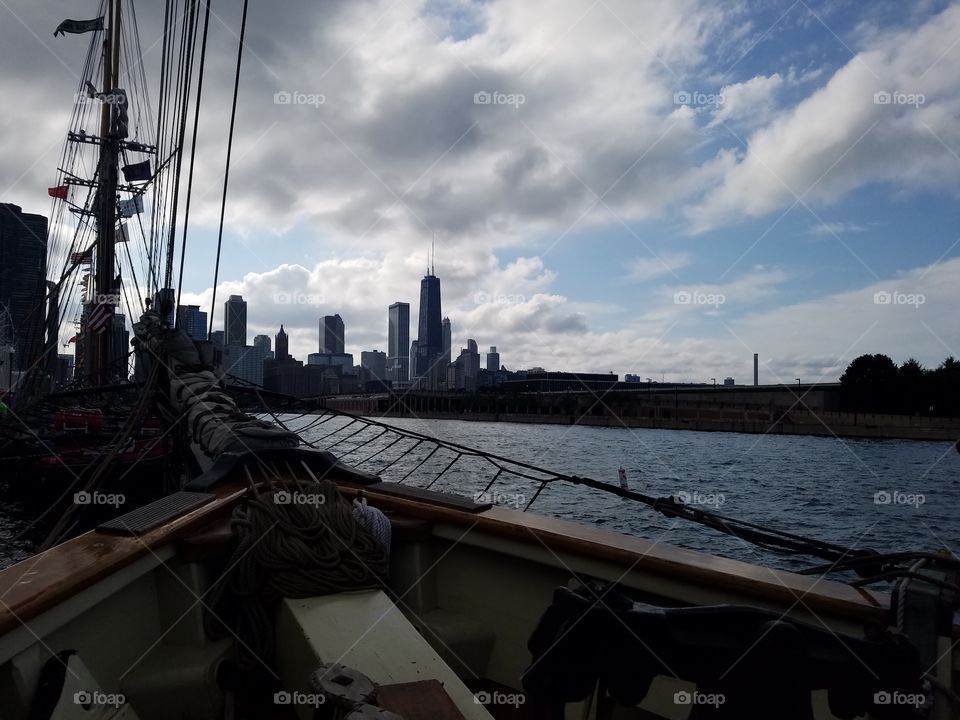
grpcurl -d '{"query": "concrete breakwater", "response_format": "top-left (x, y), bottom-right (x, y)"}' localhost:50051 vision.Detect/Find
top-left (323, 391), bottom-right (960, 442)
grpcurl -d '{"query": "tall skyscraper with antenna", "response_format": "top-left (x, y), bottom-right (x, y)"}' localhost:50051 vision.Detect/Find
top-left (415, 242), bottom-right (443, 389)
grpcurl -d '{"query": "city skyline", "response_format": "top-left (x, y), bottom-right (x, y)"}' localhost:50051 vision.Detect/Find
top-left (1, 2), bottom-right (957, 383)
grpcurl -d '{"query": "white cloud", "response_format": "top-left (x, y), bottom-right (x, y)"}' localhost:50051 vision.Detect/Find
top-left (625, 251), bottom-right (691, 281)
top-left (686, 4), bottom-right (960, 233)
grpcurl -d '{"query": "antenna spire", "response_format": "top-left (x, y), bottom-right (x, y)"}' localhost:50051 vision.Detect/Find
top-left (431, 233), bottom-right (435, 275)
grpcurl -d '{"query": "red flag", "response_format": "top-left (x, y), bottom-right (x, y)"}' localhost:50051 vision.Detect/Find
top-left (68, 335), bottom-right (78, 344)
top-left (48, 185), bottom-right (68, 199)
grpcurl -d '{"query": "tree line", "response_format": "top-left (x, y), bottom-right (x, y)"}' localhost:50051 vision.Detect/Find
top-left (839, 354), bottom-right (960, 416)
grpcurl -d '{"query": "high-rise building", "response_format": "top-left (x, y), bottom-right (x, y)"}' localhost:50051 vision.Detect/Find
top-left (361, 350), bottom-right (387, 380)
top-left (275, 325), bottom-right (290, 361)
top-left (415, 272), bottom-right (443, 388)
top-left (441, 317), bottom-right (451, 364)
top-left (224, 295), bottom-right (247, 346)
top-left (387, 302), bottom-right (409, 384)
top-left (176, 304), bottom-right (208, 340)
top-left (486, 345), bottom-right (500, 372)
top-left (409, 340), bottom-right (418, 383)
top-left (319, 314), bottom-right (345, 355)
top-left (253, 334), bottom-right (271, 352)
top-left (0, 203), bottom-right (48, 372)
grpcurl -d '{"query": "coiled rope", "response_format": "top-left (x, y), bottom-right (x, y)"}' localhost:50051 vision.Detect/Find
top-left (205, 466), bottom-right (389, 670)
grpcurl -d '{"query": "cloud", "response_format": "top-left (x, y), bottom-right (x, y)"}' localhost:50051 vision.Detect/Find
top-left (806, 221), bottom-right (870, 236)
top-left (686, 4), bottom-right (960, 233)
top-left (625, 251), bottom-right (691, 281)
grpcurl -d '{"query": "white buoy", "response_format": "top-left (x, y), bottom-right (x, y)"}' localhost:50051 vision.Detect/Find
top-left (618, 466), bottom-right (629, 490)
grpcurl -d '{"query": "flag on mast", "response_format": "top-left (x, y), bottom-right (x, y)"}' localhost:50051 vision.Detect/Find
top-left (54, 18), bottom-right (104, 37)
top-left (121, 161), bottom-right (151, 182)
top-left (117, 195), bottom-right (144, 218)
top-left (48, 185), bottom-right (68, 199)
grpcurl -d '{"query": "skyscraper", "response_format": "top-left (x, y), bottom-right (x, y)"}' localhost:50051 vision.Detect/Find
top-left (415, 272), bottom-right (443, 388)
top-left (176, 304), bottom-right (208, 340)
top-left (387, 302), bottom-right (409, 384)
top-left (224, 295), bottom-right (247, 346)
top-left (275, 325), bottom-right (290, 361)
top-left (486, 346), bottom-right (500, 372)
top-left (253, 334), bottom-right (273, 361)
top-left (319, 314), bottom-right (345, 355)
top-left (0, 203), bottom-right (48, 371)
top-left (361, 350), bottom-right (387, 380)
top-left (441, 317), bottom-right (451, 364)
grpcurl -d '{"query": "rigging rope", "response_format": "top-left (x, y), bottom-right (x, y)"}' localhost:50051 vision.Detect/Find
top-left (208, 0), bottom-right (250, 338)
top-left (205, 464), bottom-right (389, 670)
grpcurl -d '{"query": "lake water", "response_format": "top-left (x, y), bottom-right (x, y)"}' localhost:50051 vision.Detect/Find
top-left (2, 416), bottom-right (957, 578)
top-left (299, 416), bottom-right (960, 575)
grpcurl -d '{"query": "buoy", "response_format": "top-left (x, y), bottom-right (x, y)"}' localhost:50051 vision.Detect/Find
top-left (618, 466), bottom-right (629, 490)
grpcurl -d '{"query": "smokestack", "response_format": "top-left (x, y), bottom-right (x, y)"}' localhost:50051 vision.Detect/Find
top-left (753, 353), bottom-right (758, 386)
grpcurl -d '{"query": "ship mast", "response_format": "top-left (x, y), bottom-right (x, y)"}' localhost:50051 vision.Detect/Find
top-left (90, 0), bottom-right (121, 384)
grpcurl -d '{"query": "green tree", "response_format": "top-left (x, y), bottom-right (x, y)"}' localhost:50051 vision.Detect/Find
top-left (840, 354), bottom-right (899, 412)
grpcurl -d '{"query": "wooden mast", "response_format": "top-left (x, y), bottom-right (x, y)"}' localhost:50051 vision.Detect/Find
top-left (91, 0), bottom-right (121, 383)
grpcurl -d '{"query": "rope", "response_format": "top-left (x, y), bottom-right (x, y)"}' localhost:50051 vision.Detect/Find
top-left (205, 470), bottom-right (389, 670)
top-left (207, 0), bottom-right (249, 338)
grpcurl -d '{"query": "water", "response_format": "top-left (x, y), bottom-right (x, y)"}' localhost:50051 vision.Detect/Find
top-left (2, 418), bottom-right (957, 577)
top-left (301, 417), bottom-right (960, 575)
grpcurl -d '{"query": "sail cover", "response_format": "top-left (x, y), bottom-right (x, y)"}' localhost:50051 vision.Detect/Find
top-left (54, 18), bottom-right (104, 36)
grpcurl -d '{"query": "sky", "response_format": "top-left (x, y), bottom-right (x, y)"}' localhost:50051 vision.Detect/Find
top-left (2, 0), bottom-right (959, 383)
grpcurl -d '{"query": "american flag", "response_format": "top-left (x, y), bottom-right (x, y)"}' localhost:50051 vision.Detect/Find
top-left (87, 302), bottom-right (114, 335)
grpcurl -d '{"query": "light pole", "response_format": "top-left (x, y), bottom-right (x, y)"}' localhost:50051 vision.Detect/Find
top-left (711, 377), bottom-right (716, 390)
